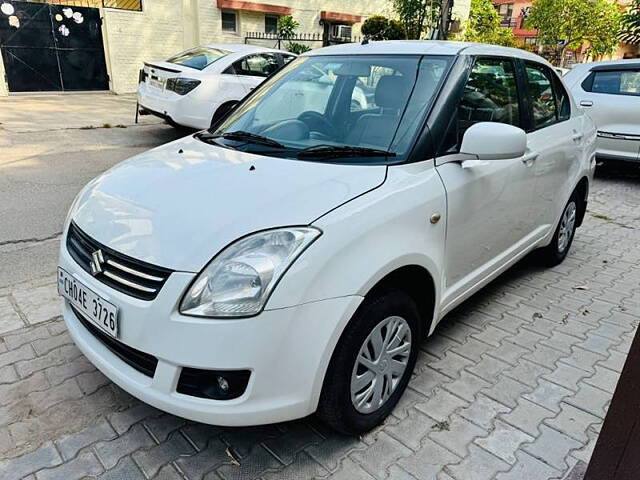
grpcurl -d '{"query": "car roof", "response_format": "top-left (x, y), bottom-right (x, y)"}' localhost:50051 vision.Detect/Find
top-left (201, 43), bottom-right (287, 54)
top-left (303, 40), bottom-right (552, 66)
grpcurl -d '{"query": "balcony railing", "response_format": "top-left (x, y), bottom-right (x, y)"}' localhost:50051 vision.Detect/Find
top-left (499, 17), bottom-right (522, 29)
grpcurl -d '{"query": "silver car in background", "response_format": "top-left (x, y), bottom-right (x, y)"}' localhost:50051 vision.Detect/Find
top-left (564, 60), bottom-right (640, 163)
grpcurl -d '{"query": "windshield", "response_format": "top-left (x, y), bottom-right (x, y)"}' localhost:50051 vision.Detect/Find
top-left (210, 54), bottom-right (453, 163)
top-left (167, 47), bottom-right (230, 70)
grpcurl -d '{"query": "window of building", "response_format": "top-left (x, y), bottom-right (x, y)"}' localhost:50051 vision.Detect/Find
top-left (102, 0), bottom-right (143, 10)
top-left (265, 15), bottom-right (278, 34)
top-left (496, 3), bottom-right (513, 24)
top-left (221, 10), bottom-right (237, 33)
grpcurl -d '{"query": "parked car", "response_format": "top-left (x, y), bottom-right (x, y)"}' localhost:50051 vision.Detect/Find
top-left (564, 59), bottom-right (640, 162)
top-left (137, 44), bottom-right (296, 129)
top-left (59, 41), bottom-right (596, 435)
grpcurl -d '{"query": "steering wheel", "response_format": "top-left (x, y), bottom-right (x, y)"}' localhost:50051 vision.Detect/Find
top-left (298, 111), bottom-right (337, 139)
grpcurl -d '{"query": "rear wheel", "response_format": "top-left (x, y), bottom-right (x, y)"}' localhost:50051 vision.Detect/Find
top-left (317, 290), bottom-right (420, 435)
top-left (538, 191), bottom-right (580, 266)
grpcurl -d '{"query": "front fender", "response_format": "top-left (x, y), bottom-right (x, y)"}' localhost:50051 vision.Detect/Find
top-left (266, 161), bottom-right (447, 329)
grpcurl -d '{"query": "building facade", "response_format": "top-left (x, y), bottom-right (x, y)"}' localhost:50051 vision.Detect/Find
top-left (0, 0), bottom-right (472, 96)
top-left (492, 0), bottom-right (640, 65)
top-left (493, 0), bottom-right (538, 47)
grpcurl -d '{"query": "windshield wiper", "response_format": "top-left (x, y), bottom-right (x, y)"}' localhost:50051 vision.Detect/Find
top-left (207, 130), bottom-right (286, 149)
top-left (297, 145), bottom-right (396, 159)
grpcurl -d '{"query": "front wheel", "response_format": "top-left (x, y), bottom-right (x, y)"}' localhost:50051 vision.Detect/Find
top-left (538, 191), bottom-right (580, 266)
top-left (317, 290), bottom-right (420, 435)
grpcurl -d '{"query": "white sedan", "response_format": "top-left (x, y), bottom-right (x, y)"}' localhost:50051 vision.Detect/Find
top-left (137, 44), bottom-right (296, 129)
top-left (564, 60), bottom-right (640, 162)
top-left (60, 41), bottom-right (595, 435)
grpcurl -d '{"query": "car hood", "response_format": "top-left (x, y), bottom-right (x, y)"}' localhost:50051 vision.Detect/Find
top-left (71, 136), bottom-right (387, 272)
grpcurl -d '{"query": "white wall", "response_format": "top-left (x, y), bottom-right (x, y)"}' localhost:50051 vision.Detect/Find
top-left (102, 1), bottom-right (187, 94)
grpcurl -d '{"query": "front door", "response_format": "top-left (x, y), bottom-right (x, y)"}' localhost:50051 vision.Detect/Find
top-left (435, 57), bottom-right (537, 309)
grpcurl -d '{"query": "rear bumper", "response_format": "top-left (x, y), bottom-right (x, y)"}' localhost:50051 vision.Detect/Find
top-left (596, 133), bottom-right (640, 163)
top-left (137, 83), bottom-right (212, 130)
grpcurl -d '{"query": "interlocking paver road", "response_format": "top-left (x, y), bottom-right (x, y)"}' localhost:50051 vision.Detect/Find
top-left (1, 162), bottom-right (639, 479)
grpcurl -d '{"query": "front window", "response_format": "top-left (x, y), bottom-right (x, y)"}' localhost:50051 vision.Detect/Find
top-left (440, 57), bottom-right (520, 153)
top-left (229, 54), bottom-right (280, 77)
top-left (206, 54), bottom-right (453, 164)
top-left (167, 47), bottom-right (230, 71)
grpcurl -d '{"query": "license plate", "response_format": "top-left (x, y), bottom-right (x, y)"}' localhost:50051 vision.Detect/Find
top-left (58, 267), bottom-right (119, 338)
top-left (149, 78), bottom-right (164, 90)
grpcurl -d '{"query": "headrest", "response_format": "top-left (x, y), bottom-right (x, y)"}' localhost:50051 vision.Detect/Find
top-left (375, 76), bottom-right (410, 109)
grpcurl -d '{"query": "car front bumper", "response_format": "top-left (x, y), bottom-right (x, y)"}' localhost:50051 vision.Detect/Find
top-left (59, 241), bottom-right (363, 426)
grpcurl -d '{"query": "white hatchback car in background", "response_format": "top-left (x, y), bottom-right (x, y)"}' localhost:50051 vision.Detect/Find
top-left (137, 44), bottom-right (295, 130)
top-left (564, 60), bottom-right (640, 162)
top-left (60, 41), bottom-right (595, 435)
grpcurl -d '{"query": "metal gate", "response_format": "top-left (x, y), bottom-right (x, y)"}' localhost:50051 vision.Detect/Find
top-left (0, 1), bottom-right (108, 92)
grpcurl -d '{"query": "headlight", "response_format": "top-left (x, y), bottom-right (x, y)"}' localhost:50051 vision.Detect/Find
top-left (180, 227), bottom-right (321, 318)
top-left (166, 77), bottom-right (201, 95)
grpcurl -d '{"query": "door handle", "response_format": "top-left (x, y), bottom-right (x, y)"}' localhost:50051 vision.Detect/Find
top-left (521, 153), bottom-right (539, 166)
top-left (580, 100), bottom-right (594, 107)
top-left (572, 132), bottom-right (584, 142)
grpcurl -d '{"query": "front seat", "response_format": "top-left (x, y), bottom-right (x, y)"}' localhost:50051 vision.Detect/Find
top-left (345, 75), bottom-right (411, 149)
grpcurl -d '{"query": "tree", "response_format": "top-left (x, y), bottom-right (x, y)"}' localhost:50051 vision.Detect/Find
top-left (277, 16), bottom-right (312, 54)
top-left (620, 0), bottom-right (640, 46)
top-left (361, 15), bottom-right (407, 40)
top-left (457, 0), bottom-right (517, 47)
top-left (392, 0), bottom-right (441, 39)
top-left (526, 0), bottom-right (622, 66)
top-left (277, 16), bottom-right (299, 39)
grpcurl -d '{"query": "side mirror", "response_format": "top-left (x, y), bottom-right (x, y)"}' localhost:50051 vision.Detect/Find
top-left (460, 122), bottom-right (527, 160)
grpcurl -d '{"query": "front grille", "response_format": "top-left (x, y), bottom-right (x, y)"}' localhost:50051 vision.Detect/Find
top-left (67, 222), bottom-right (172, 301)
top-left (70, 305), bottom-right (158, 378)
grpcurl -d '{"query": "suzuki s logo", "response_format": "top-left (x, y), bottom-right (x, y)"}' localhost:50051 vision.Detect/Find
top-left (90, 249), bottom-right (105, 276)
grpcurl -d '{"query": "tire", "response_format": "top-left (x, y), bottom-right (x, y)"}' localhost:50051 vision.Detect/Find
top-left (538, 191), bottom-right (580, 267)
top-left (317, 290), bottom-right (421, 435)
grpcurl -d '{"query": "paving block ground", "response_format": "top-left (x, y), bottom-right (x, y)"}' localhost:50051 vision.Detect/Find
top-left (0, 162), bottom-right (639, 479)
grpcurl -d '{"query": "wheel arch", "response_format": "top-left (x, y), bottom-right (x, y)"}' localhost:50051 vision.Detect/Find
top-left (363, 264), bottom-right (437, 339)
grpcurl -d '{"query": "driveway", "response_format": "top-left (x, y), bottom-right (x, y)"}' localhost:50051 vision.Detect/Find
top-left (0, 94), bottom-right (639, 479)
top-left (0, 94), bottom-right (184, 287)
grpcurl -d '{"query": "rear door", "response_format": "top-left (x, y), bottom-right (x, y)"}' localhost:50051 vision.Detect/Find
top-left (521, 61), bottom-right (583, 231)
top-left (435, 56), bottom-right (537, 306)
top-left (574, 66), bottom-right (640, 161)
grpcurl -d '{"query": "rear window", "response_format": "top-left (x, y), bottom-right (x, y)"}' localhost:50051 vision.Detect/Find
top-left (167, 47), bottom-right (230, 71)
top-left (582, 69), bottom-right (640, 96)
